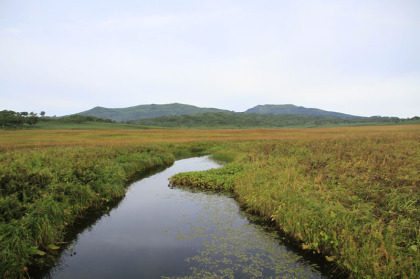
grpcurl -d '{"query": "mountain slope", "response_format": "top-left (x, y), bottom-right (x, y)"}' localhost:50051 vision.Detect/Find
top-left (245, 104), bottom-right (360, 119)
top-left (76, 103), bottom-right (232, 122)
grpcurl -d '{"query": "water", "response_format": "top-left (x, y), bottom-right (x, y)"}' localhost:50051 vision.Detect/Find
top-left (41, 156), bottom-right (326, 278)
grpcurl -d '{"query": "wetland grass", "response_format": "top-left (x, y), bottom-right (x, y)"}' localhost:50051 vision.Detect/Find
top-left (0, 142), bottom-right (212, 278)
top-left (1, 126), bottom-right (419, 278)
top-left (171, 129), bottom-right (420, 278)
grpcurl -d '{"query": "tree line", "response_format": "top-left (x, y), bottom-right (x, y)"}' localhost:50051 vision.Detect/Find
top-left (0, 110), bottom-right (44, 127)
top-left (0, 110), bottom-right (117, 128)
top-left (58, 114), bottom-right (116, 124)
top-left (129, 112), bottom-right (420, 128)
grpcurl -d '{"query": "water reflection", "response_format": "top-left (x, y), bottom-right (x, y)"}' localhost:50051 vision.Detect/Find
top-left (39, 156), bottom-right (326, 278)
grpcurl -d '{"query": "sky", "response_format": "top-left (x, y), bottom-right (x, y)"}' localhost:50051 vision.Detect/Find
top-left (1, 0), bottom-right (419, 117)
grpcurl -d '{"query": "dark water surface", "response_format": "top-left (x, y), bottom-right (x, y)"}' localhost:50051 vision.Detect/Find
top-left (42, 156), bottom-right (326, 279)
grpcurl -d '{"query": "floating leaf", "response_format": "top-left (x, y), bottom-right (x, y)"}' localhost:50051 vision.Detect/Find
top-left (26, 247), bottom-right (46, 256)
top-left (47, 244), bottom-right (60, 250)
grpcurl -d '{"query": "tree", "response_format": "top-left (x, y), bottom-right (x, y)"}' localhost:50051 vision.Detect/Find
top-left (26, 112), bottom-right (38, 126)
top-left (0, 110), bottom-right (23, 127)
top-left (40, 111), bottom-right (46, 117)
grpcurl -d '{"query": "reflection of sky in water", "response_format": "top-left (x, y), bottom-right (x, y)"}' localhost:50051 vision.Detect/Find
top-left (44, 156), bottom-right (324, 279)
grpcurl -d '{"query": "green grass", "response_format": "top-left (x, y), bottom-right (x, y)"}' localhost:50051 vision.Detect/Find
top-left (171, 163), bottom-right (242, 191)
top-left (0, 142), bottom-right (215, 278)
top-left (170, 134), bottom-right (420, 278)
top-left (19, 119), bottom-right (152, 130)
top-left (310, 119), bottom-right (420, 129)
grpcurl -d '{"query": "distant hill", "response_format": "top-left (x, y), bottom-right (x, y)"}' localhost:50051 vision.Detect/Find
top-left (76, 103), bottom-right (232, 122)
top-left (245, 104), bottom-right (360, 119)
top-left (75, 103), bottom-right (362, 122)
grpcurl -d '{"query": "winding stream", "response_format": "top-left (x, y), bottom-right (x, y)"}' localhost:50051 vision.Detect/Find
top-left (40, 156), bottom-right (327, 278)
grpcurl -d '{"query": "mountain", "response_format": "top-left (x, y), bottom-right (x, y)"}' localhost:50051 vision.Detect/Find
top-left (76, 103), bottom-right (232, 122)
top-left (75, 103), bottom-right (362, 122)
top-left (245, 104), bottom-right (360, 119)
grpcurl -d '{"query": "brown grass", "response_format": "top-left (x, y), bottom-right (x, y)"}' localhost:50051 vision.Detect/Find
top-left (1, 125), bottom-right (419, 149)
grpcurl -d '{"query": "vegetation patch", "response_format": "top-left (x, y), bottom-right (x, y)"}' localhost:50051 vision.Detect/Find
top-left (171, 164), bottom-right (242, 191)
top-left (170, 133), bottom-right (420, 278)
top-left (0, 142), bottom-right (213, 278)
top-left (129, 112), bottom-right (420, 129)
top-left (1, 126), bottom-right (419, 278)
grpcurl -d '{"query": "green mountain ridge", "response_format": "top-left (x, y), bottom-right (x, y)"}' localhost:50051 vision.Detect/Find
top-left (77, 103), bottom-right (232, 122)
top-left (245, 104), bottom-right (360, 119)
top-left (75, 103), bottom-right (360, 122)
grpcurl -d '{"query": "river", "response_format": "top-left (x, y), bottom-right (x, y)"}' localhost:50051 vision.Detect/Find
top-left (40, 156), bottom-right (327, 278)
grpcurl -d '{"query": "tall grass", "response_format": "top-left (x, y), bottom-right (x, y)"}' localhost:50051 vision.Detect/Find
top-left (1, 126), bottom-right (419, 278)
top-left (1, 125), bottom-right (418, 149)
top-left (171, 132), bottom-right (420, 278)
top-left (0, 144), bottom-right (181, 278)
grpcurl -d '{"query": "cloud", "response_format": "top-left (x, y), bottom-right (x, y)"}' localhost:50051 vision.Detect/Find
top-left (1, 0), bottom-right (419, 117)
top-left (1, 27), bottom-right (24, 35)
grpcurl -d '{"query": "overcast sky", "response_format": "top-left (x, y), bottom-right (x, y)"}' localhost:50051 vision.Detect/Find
top-left (1, 0), bottom-right (419, 117)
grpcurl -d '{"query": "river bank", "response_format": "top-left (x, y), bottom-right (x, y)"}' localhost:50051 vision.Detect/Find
top-left (35, 156), bottom-right (326, 278)
top-left (0, 142), bottom-right (213, 278)
top-left (171, 133), bottom-right (420, 278)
